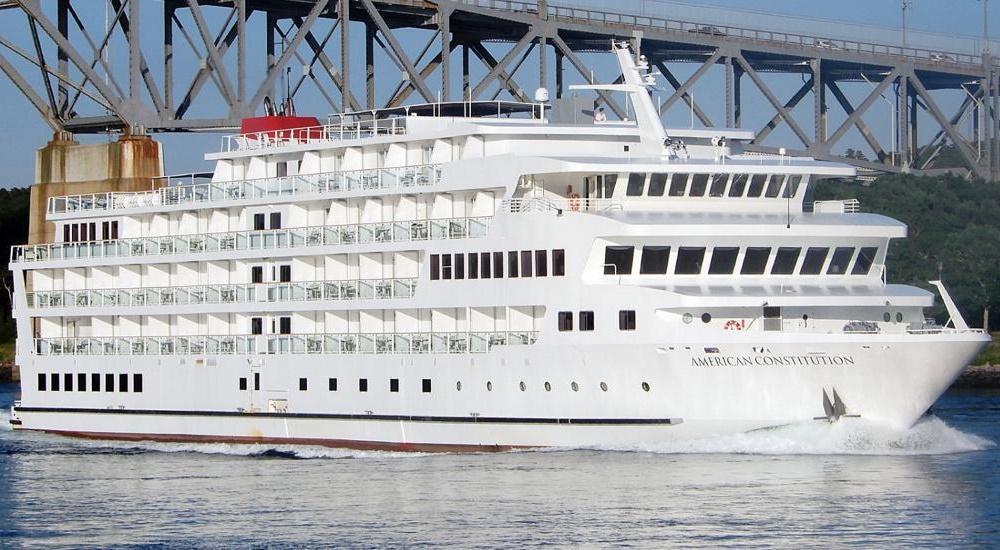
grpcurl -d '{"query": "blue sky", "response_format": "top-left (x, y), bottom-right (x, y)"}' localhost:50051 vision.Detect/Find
top-left (0, 0), bottom-right (997, 188)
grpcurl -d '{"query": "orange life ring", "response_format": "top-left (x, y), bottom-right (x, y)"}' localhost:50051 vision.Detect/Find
top-left (723, 319), bottom-right (744, 330)
top-left (568, 192), bottom-right (581, 211)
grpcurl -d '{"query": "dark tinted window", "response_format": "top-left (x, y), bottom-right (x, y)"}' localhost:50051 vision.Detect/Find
top-left (728, 174), bottom-right (748, 197)
top-left (493, 251), bottom-right (504, 278)
top-left (480, 252), bottom-right (492, 279)
top-left (441, 254), bottom-right (452, 279)
top-left (689, 174), bottom-right (709, 196)
top-left (269, 212), bottom-right (282, 229)
top-left (51, 373), bottom-right (60, 391)
top-left (65, 373), bottom-right (73, 391)
top-left (279, 264), bottom-right (291, 282)
top-left (508, 251), bottom-right (519, 278)
top-left (240, 377), bottom-right (248, 390)
top-left (251, 266), bottom-right (263, 284)
top-left (359, 378), bottom-right (368, 392)
top-left (133, 374), bottom-right (143, 393)
top-left (675, 247), bottom-right (707, 275)
top-left (390, 378), bottom-right (399, 392)
top-left (771, 247), bottom-right (801, 274)
top-left (626, 173), bottom-right (646, 196)
top-left (604, 246), bottom-right (634, 275)
top-left (639, 246), bottom-right (670, 275)
top-left (78, 373), bottom-right (87, 391)
top-left (430, 254), bottom-right (440, 280)
top-left (827, 247), bottom-right (855, 275)
top-left (535, 250), bottom-right (548, 277)
top-left (649, 174), bottom-right (668, 196)
top-left (422, 379), bottom-right (432, 393)
top-left (251, 317), bottom-right (263, 335)
top-left (765, 175), bottom-right (784, 198)
top-left (748, 174), bottom-right (767, 197)
top-left (119, 373), bottom-right (128, 392)
top-left (558, 311), bottom-right (573, 331)
top-left (37, 373), bottom-right (46, 391)
top-left (552, 249), bottom-right (566, 276)
top-left (601, 174), bottom-right (618, 197)
top-left (708, 247), bottom-right (739, 274)
top-left (469, 253), bottom-right (479, 279)
top-left (279, 316), bottom-right (291, 335)
top-left (709, 174), bottom-right (728, 197)
top-left (741, 247), bottom-right (772, 275)
top-left (852, 247), bottom-right (878, 275)
top-left (520, 251), bottom-right (533, 277)
top-left (800, 247), bottom-right (830, 275)
top-left (253, 213), bottom-right (265, 230)
top-left (619, 310), bottom-right (636, 331)
top-left (329, 378), bottom-right (338, 391)
top-left (299, 377), bottom-right (308, 391)
top-left (454, 253), bottom-right (465, 279)
top-left (579, 311), bottom-right (595, 331)
top-left (784, 175), bottom-right (803, 198)
top-left (91, 373), bottom-right (100, 391)
top-left (668, 174), bottom-right (688, 196)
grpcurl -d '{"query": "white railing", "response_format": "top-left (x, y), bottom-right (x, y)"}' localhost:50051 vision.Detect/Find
top-left (502, 197), bottom-right (624, 213)
top-left (810, 199), bottom-right (861, 214)
top-left (33, 331), bottom-right (539, 356)
top-left (10, 216), bottom-right (491, 264)
top-left (26, 278), bottom-right (417, 309)
top-left (46, 164), bottom-right (442, 215)
top-left (221, 118), bottom-right (408, 152)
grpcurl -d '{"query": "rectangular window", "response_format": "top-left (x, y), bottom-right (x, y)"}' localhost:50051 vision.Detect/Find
top-left (708, 247), bottom-right (739, 274)
top-left (747, 174), bottom-right (767, 197)
top-left (728, 174), bottom-right (749, 197)
top-left (251, 265), bottom-right (264, 284)
top-left (626, 173), bottom-right (646, 196)
top-left (454, 254), bottom-right (465, 279)
top-left (469, 253), bottom-right (479, 279)
top-left (741, 247), bottom-right (772, 275)
top-left (480, 252), bottom-right (492, 279)
top-left (689, 174), bottom-right (709, 196)
top-left (254, 372), bottom-right (260, 391)
top-left (269, 212), bottom-right (282, 229)
top-left (827, 247), bottom-right (855, 275)
top-left (133, 374), bottom-right (143, 393)
top-left (552, 249), bottom-right (566, 276)
top-left (71, 224), bottom-right (79, 242)
top-left (493, 251), bottom-right (504, 278)
top-left (63, 225), bottom-right (70, 242)
top-left (251, 317), bottom-right (263, 335)
top-left (253, 213), bottom-right (266, 231)
top-left (800, 247), bottom-right (830, 275)
top-left (102, 221), bottom-right (110, 240)
top-left (64, 373), bottom-right (73, 391)
top-left (276, 161), bottom-right (288, 177)
top-left (279, 317), bottom-right (291, 335)
top-left (765, 175), bottom-right (784, 198)
top-left (422, 379), bottom-right (432, 393)
top-left (92, 373), bottom-right (100, 392)
top-left (299, 378), bottom-right (308, 391)
top-left (709, 174), bottom-right (728, 197)
top-left (852, 247), bottom-right (878, 275)
top-left (51, 373), bottom-right (60, 391)
top-left (279, 265), bottom-right (291, 282)
top-left (601, 174), bottom-right (618, 198)
top-left (784, 175), bottom-right (803, 198)
top-left (239, 377), bottom-right (248, 390)
top-left (116, 373), bottom-right (127, 393)
top-left (390, 378), bottom-right (399, 392)
top-left (80, 223), bottom-right (88, 241)
top-left (619, 310), bottom-right (636, 331)
top-left (639, 246), bottom-right (670, 275)
top-left (329, 378), bottom-right (338, 391)
top-left (89, 222), bottom-right (96, 241)
top-left (579, 311), bottom-right (595, 331)
top-left (604, 246), bottom-right (634, 275)
top-left (359, 378), bottom-right (368, 392)
top-left (77, 373), bottom-right (86, 392)
top-left (558, 311), bottom-right (574, 331)
top-left (441, 254), bottom-right (453, 280)
top-left (430, 254), bottom-right (440, 280)
top-left (675, 247), bottom-right (707, 275)
top-left (111, 221), bottom-right (119, 239)
top-left (508, 251), bottom-right (519, 278)
top-left (649, 173), bottom-right (669, 196)
top-left (520, 251), bottom-right (533, 277)
top-left (38, 373), bottom-right (46, 391)
top-left (535, 250), bottom-right (548, 277)
top-left (771, 247), bottom-right (801, 275)
top-left (668, 174), bottom-right (688, 197)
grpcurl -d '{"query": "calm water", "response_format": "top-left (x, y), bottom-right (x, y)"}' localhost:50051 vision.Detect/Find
top-left (0, 382), bottom-right (998, 548)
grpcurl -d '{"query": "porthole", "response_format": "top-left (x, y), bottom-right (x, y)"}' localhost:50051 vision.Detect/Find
top-left (896, 312), bottom-right (903, 323)
top-left (519, 381), bottom-right (526, 391)
top-left (456, 381), bottom-right (462, 391)
top-left (544, 381), bottom-right (551, 392)
top-left (486, 381), bottom-right (493, 391)
top-left (701, 313), bottom-right (712, 323)
top-left (682, 313), bottom-right (693, 324)
top-left (571, 381), bottom-right (579, 392)
top-left (641, 382), bottom-right (651, 392)
top-left (883, 312), bottom-right (891, 322)
top-left (600, 382), bottom-right (608, 392)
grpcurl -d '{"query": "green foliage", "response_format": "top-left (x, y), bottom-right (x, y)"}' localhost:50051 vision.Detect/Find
top-left (814, 174), bottom-right (1000, 330)
top-left (974, 334), bottom-right (1000, 366)
top-left (0, 187), bottom-right (30, 344)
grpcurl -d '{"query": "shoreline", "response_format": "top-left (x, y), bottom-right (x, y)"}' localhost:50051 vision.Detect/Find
top-left (952, 364), bottom-right (1000, 389)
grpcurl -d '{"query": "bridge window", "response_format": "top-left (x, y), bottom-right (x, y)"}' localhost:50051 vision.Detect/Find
top-left (800, 247), bottom-right (830, 275)
top-left (827, 247), bottom-right (855, 275)
top-left (689, 174), bottom-right (709, 196)
top-left (604, 246), bottom-right (634, 275)
top-left (649, 174), bottom-right (668, 196)
top-left (535, 250), bottom-right (548, 277)
top-left (852, 247), bottom-right (878, 275)
top-left (783, 175), bottom-right (803, 198)
top-left (552, 249), bottom-right (566, 276)
top-left (748, 174), bottom-right (767, 197)
top-left (627, 173), bottom-right (647, 196)
top-left (639, 246), bottom-right (670, 275)
top-left (675, 247), bottom-right (706, 275)
top-left (708, 247), bottom-right (739, 274)
top-left (728, 174), bottom-right (748, 197)
top-left (765, 175), bottom-right (784, 198)
top-left (741, 247), bottom-right (772, 275)
top-left (665, 173), bottom-right (686, 196)
top-left (709, 174), bottom-right (728, 197)
top-left (771, 247), bottom-right (801, 274)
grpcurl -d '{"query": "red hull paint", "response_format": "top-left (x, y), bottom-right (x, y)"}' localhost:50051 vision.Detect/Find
top-left (27, 428), bottom-right (523, 453)
top-left (240, 115), bottom-right (322, 139)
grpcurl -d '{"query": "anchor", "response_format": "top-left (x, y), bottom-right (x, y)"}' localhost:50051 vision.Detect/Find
top-left (814, 388), bottom-right (861, 422)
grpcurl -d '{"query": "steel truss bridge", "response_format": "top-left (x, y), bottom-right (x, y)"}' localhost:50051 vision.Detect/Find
top-left (1, 0), bottom-right (998, 180)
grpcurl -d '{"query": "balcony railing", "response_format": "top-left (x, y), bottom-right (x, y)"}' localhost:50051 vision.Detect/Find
top-left (26, 278), bottom-right (417, 309)
top-left (221, 117), bottom-right (408, 152)
top-left (10, 216), bottom-right (490, 264)
top-left (33, 331), bottom-right (539, 356)
top-left (47, 164), bottom-right (442, 215)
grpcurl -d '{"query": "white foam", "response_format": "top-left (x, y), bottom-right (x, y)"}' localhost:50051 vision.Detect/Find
top-left (587, 416), bottom-right (994, 456)
top-left (72, 438), bottom-right (431, 459)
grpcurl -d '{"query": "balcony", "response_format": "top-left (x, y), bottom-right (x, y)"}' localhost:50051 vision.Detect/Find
top-left (10, 216), bottom-right (491, 264)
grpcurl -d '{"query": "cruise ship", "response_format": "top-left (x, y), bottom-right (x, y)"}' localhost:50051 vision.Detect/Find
top-left (7, 43), bottom-right (989, 451)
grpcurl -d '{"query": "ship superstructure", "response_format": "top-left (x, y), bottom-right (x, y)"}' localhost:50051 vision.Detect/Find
top-left (7, 43), bottom-right (988, 450)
